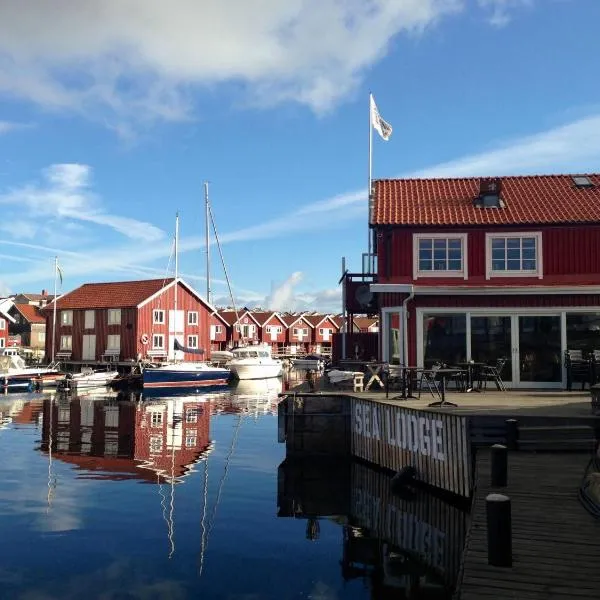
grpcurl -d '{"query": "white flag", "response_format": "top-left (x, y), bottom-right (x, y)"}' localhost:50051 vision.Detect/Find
top-left (370, 94), bottom-right (392, 141)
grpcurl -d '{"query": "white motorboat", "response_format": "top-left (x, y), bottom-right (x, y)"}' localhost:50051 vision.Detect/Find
top-left (0, 350), bottom-right (63, 390)
top-left (58, 368), bottom-right (120, 392)
top-left (292, 354), bottom-right (329, 371)
top-left (227, 344), bottom-right (283, 380)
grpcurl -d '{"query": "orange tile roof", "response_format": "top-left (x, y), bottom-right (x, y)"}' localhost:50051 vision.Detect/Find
top-left (353, 317), bottom-right (378, 330)
top-left (14, 303), bottom-right (45, 324)
top-left (372, 174), bottom-right (600, 226)
top-left (48, 278), bottom-right (174, 310)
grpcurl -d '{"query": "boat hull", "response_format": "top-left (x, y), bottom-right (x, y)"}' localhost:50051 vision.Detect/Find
top-left (228, 363), bottom-right (283, 380)
top-left (142, 366), bottom-right (230, 389)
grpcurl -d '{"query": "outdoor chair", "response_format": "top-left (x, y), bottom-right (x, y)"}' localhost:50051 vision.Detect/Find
top-left (565, 349), bottom-right (592, 391)
top-left (481, 357), bottom-right (507, 392)
top-left (418, 362), bottom-right (442, 399)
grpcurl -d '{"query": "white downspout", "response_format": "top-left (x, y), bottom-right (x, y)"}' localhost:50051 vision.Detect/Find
top-left (402, 286), bottom-right (415, 366)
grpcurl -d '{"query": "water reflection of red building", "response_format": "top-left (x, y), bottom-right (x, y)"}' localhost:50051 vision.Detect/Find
top-left (40, 394), bottom-right (212, 483)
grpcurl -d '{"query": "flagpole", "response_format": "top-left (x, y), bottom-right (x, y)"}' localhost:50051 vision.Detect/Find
top-left (51, 256), bottom-right (58, 364)
top-left (368, 93), bottom-right (373, 271)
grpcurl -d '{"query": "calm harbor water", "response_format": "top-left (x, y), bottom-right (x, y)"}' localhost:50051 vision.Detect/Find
top-left (0, 378), bottom-right (465, 600)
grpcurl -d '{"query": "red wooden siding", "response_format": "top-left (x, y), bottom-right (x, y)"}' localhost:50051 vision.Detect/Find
top-left (310, 317), bottom-right (337, 344)
top-left (377, 225), bottom-right (600, 286)
top-left (136, 283), bottom-right (212, 360)
top-left (0, 317), bottom-right (7, 349)
top-left (260, 315), bottom-right (287, 345)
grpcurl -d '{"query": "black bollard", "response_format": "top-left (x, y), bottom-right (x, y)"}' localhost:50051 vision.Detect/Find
top-left (490, 444), bottom-right (508, 487)
top-left (505, 418), bottom-right (518, 450)
top-left (486, 493), bottom-right (512, 567)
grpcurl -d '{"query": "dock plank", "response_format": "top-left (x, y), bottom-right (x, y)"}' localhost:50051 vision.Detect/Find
top-left (455, 451), bottom-right (600, 600)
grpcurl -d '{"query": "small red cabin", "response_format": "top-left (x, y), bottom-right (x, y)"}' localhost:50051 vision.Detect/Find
top-left (252, 311), bottom-right (288, 354)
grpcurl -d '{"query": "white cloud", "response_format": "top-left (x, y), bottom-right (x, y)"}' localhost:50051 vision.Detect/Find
top-left (0, 0), bottom-right (471, 128)
top-left (0, 163), bottom-right (165, 242)
top-left (0, 120), bottom-right (30, 134)
top-left (478, 0), bottom-right (533, 27)
top-left (266, 272), bottom-right (304, 311)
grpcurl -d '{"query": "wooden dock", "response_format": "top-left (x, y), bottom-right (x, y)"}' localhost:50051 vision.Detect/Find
top-left (456, 451), bottom-right (600, 599)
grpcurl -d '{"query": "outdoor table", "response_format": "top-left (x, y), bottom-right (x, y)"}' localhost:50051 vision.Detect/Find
top-left (457, 362), bottom-right (486, 392)
top-left (427, 368), bottom-right (465, 408)
top-left (364, 362), bottom-right (386, 391)
top-left (387, 365), bottom-right (420, 400)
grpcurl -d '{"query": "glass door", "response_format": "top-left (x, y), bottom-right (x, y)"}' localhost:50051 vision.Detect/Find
top-left (470, 316), bottom-right (513, 387)
top-left (515, 315), bottom-right (562, 388)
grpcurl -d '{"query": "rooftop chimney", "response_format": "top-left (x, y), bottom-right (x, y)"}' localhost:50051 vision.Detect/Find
top-left (41, 289), bottom-right (47, 296)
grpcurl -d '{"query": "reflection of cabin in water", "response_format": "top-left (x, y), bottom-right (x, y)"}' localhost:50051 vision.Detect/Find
top-left (40, 396), bottom-right (212, 483)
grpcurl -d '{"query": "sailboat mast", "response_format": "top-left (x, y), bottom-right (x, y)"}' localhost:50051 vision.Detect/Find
top-left (205, 182), bottom-right (211, 305)
top-left (51, 256), bottom-right (58, 364)
top-left (174, 212), bottom-right (179, 332)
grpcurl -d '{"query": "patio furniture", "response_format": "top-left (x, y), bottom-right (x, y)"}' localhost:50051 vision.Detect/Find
top-left (457, 361), bottom-right (486, 392)
top-left (386, 365), bottom-right (419, 400)
top-left (565, 349), bottom-right (593, 391)
top-left (418, 363), bottom-right (442, 399)
top-left (427, 367), bottom-right (465, 408)
top-left (481, 358), bottom-right (507, 392)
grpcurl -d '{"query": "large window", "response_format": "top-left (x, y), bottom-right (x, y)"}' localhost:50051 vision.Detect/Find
top-left (107, 334), bottom-right (121, 350)
top-left (108, 309), bottom-right (121, 325)
top-left (422, 314), bottom-right (466, 366)
top-left (153, 334), bottom-right (164, 349)
top-left (566, 313), bottom-right (600, 353)
top-left (61, 310), bottom-right (73, 326)
top-left (413, 234), bottom-right (467, 279)
top-left (153, 309), bottom-right (165, 325)
top-left (188, 311), bottom-right (198, 325)
top-left (486, 233), bottom-right (542, 278)
top-left (187, 335), bottom-right (198, 348)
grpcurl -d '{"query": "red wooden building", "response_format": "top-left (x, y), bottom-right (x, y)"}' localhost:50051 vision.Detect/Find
top-left (217, 309), bottom-right (260, 346)
top-left (0, 298), bottom-right (15, 350)
top-left (281, 313), bottom-right (314, 355)
top-left (252, 311), bottom-right (288, 353)
top-left (44, 278), bottom-right (218, 364)
top-left (304, 314), bottom-right (339, 354)
top-left (209, 311), bottom-right (229, 351)
top-left (369, 174), bottom-right (600, 389)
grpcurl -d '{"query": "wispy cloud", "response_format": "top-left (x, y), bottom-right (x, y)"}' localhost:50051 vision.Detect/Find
top-left (0, 164), bottom-right (165, 242)
top-left (0, 1), bottom-right (519, 131)
top-left (0, 120), bottom-right (31, 134)
top-left (477, 0), bottom-right (533, 27)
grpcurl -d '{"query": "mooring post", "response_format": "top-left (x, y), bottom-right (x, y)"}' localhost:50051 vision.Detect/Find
top-left (486, 493), bottom-right (512, 567)
top-left (505, 418), bottom-right (518, 450)
top-left (490, 444), bottom-right (508, 487)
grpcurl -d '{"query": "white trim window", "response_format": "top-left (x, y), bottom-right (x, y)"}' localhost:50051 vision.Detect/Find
top-left (486, 232), bottom-right (542, 279)
top-left (84, 310), bottom-right (95, 329)
top-left (186, 408), bottom-right (198, 423)
top-left (0, 338), bottom-right (4, 348)
top-left (107, 334), bottom-right (121, 350)
top-left (188, 311), bottom-right (198, 326)
top-left (414, 233), bottom-right (467, 279)
top-left (151, 412), bottom-right (163, 427)
top-left (0, 318), bottom-right (5, 330)
top-left (153, 309), bottom-right (165, 324)
top-left (61, 310), bottom-right (73, 326)
top-left (293, 327), bottom-right (309, 338)
top-left (187, 335), bottom-right (198, 348)
top-left (153, 334), bottom-right (164, 349)
top-left (60, 335), bottom-right (72, 350)
top-left (214, 325), bottom-right (223, 334)
top-left (185, 434), bottom-right (197, 448)
top-left (150, 435), bottom-right (163, 453)
top-left (266, 325), bottom-right (282, 334)
top-left (108, 309), bottom-right (121, 325)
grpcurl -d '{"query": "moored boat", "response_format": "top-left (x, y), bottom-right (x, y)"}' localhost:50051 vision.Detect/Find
top-left (142, 361), bottom-right (231, 389)
top-left (226, 344), bottom-right (283, 380)
top-left (58, 368), bottom-right (119, 392)
top-left (1, 351), bottom-right (63, 391)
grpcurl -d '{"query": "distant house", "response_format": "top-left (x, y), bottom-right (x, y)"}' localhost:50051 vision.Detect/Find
top-left (352, 317), bottom-right (379, 333)
top-left (217, 309), bottom-right (261, 346)
top-left (0, 297), bottom-right (15, 350)
top-left (252, 311), bottom-right (288, 353)
top-left (12, 290), bottom-right (55, 308)
top-left (44, 278), bottom-right (217, 363)
top-left (304, 314), bottom-right (340, 355)
top-left (8, 303), bottom-right (47, 355)
top-left (281, 313), bottom-right (314, 355)
top-left (209, 312), bottom-right (229, 351)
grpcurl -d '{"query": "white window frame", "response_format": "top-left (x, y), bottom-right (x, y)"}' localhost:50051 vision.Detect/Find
top-left (486, 232), bottom-right (543, 279)
top-left (153, 334), bottom-right (164, 349)
top-left (214, 325), bottom-right (223, 334)
top-left (60, 335), bottom-right (72, 350)
top-left (108, 309), bottom-right (121, 325)
top-left (107, 334), bottom-right (121, 351)
top-left (0, 338), bottom-right (4, 348)
top-left (61, 310), bottom-right (73, 326)
top-left (150, 435), bottom-right (163, 453)
top-left (186, 408), bottom-right (198, 423)
top-left (151, 412), bottom-right (163, 428)
top-left (413, 233), bottom-right (468, 280)
top-left (188, 311), bottom-right (199, 326)
top-left (153, 309), bottom-right (165, 324)
top-left (187, 335), bottom-right (198, 348)
top-left (185, 434), bottom-right (197, 448)
top-left (0, 318), bottom-right (4, 330)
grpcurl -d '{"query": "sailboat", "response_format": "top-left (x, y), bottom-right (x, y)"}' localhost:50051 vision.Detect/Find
top-left (142, 214), bottom-right (231, 391)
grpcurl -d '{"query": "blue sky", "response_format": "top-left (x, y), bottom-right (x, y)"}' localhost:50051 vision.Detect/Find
top-left (1, 0), bottom-right (600, 312)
